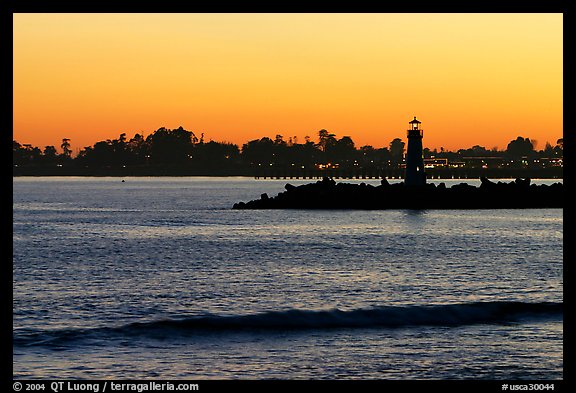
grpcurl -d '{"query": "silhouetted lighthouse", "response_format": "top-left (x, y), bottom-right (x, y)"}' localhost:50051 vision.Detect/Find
top-left (405, 116), bottom-right (426, 186)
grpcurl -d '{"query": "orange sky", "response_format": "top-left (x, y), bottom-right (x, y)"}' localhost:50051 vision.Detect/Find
top-left (13, 13), bottom-right (562, 153)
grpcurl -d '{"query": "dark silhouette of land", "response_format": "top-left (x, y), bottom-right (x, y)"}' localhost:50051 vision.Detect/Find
top-left (13, 127), bottom-right (563, 178)
top-left (233, 177), bottom-right (563, 210)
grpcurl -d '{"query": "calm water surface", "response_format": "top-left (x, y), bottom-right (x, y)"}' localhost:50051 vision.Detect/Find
top-left (12, 177), bottom-right (563, 379)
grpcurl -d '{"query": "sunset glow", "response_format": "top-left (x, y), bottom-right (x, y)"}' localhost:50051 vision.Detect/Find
top-left (13, 13), bottom-right (562, 153)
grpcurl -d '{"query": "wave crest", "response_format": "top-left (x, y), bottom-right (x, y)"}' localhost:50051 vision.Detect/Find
top-left (14, 301), bottom-right (562, 348)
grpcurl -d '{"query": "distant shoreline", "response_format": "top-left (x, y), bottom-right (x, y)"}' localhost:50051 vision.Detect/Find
top-left (12, 166), bottom-right (563, 179)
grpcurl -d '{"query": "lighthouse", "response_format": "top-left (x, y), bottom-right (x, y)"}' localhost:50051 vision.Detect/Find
top-left (404, 116), bottom-right (426, 186)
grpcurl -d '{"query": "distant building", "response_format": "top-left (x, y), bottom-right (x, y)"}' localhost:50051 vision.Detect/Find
top-left (461, 156), bottom-right (506, 169)
top-left (539, 158), bottom-right (563, 167)
top-left (424, 158), bottom-right (448, 169)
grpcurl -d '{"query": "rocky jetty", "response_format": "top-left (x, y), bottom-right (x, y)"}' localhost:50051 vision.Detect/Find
top-left (232, 177), bottom-right (563, 210)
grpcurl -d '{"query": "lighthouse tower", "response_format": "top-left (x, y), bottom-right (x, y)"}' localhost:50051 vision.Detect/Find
top-left (404, 116), bottom-right (426, 186)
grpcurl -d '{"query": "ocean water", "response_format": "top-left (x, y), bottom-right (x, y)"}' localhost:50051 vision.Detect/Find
top-left (12, 177), bottom-right (563, 380)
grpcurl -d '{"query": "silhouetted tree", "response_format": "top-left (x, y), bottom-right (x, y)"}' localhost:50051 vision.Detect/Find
top-left (329, 136), bottom-right (356, 164)
top-left (76, 132), bottom-right (138, 167)
top-left (126, 133), bottom-right (148, 164)
top-left (274, 134), bottom-right (286, 146)
top-left (359, 145), bottom-right (391, 168)
top-left (13, 127), bottom-right (563, 175)
top-left (458, 145), bottom-right (490, 157)
top-left (317, 129), bottom-right (337, 153)
top-left (42, 146), bottom-right (58, 164)
top-left (192, 141), bottom-right (239, 169)
top-left (289, 139), bottom-right (321, 168)
top-left (14, 143), bottom-right (42, 164)
top-left (506, 136), bottom-right (535, 159)
top-left (60, 138), bottom-right (72, 158)
top-left (43, 146), bottom-right (58, 159)
top-left (389, 138), bottom-right (405, 167)
top-left (541, 142), bottom-right (555, 158)
top-left (13, 141), bottom-right (28, 165)
top-left (554, 139), bottom-right (563, 157)
top-left (146, 126), bottom-right (196, 164)
top-left (241, 137), bottom-right (276, 166)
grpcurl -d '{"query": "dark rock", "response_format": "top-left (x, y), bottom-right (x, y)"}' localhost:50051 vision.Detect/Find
top-left (480, 176), bottom-right (496, 189)
top-left (232, 178), bottom-right (563, 210)
top-left (515, 178), bottom-right (531, 187)
top-left (321, 176), bottom-right (336, 187)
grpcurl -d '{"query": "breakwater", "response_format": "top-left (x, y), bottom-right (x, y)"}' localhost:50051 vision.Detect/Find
top-left (233, 177), bottom-right (563, 210)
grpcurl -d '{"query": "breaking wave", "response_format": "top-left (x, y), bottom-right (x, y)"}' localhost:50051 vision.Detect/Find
top-left (14, 301), bottom-right (562, 348)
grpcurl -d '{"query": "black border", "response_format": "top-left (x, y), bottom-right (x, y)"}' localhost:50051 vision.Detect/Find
top-left (6, 1), bottom-right (572, 390)
top-left (6, 1), bottom-right (570, 13)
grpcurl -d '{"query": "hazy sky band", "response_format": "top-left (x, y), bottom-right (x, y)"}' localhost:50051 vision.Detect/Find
top-left (13, 13), bottom-right (562, 152)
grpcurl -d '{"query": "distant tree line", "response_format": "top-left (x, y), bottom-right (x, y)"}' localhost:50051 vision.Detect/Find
top-left (13, 126), bottom-right (563, 174)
